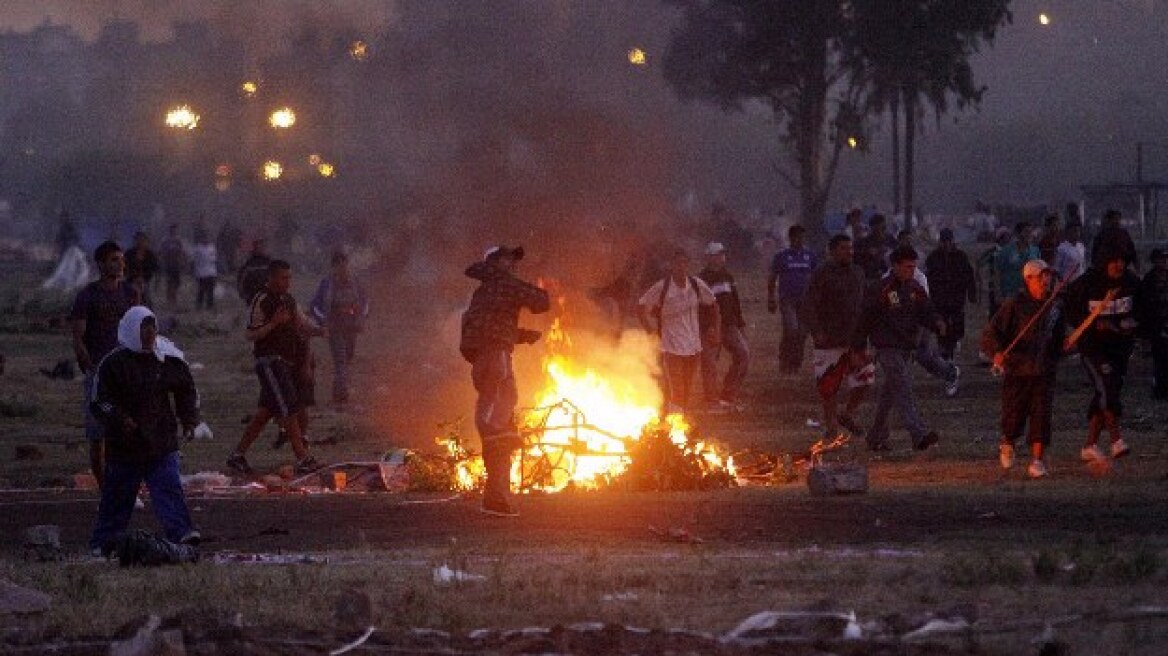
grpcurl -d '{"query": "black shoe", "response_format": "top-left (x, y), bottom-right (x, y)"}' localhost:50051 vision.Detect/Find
top-left (838, 415), bottom-right (865, 438)
top-left (481, 498), bottom-right (519, 518)
top-left (226, 453), bottom-right (254, 476)
top-left (914, 431), bottom-right (940, 451)
top-left (294, 456), bottom-right (321, 475)
top-left (272, 429), bottom-right (288, 450)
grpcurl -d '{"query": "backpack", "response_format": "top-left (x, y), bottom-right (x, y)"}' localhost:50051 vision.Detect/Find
top-left (652, 276), bottom-right (716, 335)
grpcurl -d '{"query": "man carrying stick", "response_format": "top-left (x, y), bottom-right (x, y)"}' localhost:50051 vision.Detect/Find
top-left (1063, 249), bottom-right (1142, 462)
top-left (981, 260), bottom-right (1067, 478)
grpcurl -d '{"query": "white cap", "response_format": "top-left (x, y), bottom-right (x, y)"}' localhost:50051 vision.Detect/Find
top-left (705, 242), bottom-right (726, 256)
top-left (1022, 259), bottom-right (1050, 278)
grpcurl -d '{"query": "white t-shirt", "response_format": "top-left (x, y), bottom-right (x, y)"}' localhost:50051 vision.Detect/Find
top-left (1054, 241), bottom-right (1086, 282)
top-left (190, 243), bottom-right (218, 278)
top-left (639, 276), bottom-right (717, 356)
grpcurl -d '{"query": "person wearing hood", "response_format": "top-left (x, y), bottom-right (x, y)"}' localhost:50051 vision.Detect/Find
top-left (89, 306), bottom-right (201, 554)
top-left (460, 245), bottom-right (550, 517)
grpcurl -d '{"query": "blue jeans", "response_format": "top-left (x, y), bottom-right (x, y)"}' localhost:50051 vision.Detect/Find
top-left (472, 348), bottom-right (519, 504)
top-left (913, 332), bottom-right (958, 383)
top-left (868, 348), bottom-right (928, 447)
top-left (89, 451), bottom-right (194, 550)
top-left (701, 325), bottom-right (750, 402)
top-left (328, 327), bottom-right (358, 402)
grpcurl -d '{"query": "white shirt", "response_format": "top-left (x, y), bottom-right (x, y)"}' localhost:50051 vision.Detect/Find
top-left (638, 276), bottom-right (716, 356)
top-left (190, 243), bottom-right (218, 278)
top-left (1054, 240), bottom-right (1086, 282)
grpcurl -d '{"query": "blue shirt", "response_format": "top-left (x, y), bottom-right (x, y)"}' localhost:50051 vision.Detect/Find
top-left (770, 247), bottom-right (818, 300)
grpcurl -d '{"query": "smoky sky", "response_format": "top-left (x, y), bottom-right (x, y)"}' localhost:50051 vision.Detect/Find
top-left (3, 0), bottom-right (1167, 218)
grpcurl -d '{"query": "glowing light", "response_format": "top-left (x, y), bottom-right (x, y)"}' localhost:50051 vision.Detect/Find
top-left (262, 160), bottom-right (283, 181)
top-left (350, 40), bottom-right (369, 61)
top-left (240, 81), bottom-right (258, 97)
top-left (269, 107), bottom-right (296, 129)
top-left (317, 162), bottom-right (335, 177)
top-left (847, 136), bottom-right (859, 149)
top-left (215, 178), bottom-right (231, 192)
top-left (1039, 12), bottom-right (1051, 25)
top-left (214, 163), bottom-right (231, 177)
top-left (308, 153), bottom-right (322, 166)
top-left (627, 47), bottom-right (647, 66)
top-left (164, 105), bottom-right (200, 130)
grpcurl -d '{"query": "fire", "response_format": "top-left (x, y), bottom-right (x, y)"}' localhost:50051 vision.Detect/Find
top-left (512, 298), bottom-right (731, 492)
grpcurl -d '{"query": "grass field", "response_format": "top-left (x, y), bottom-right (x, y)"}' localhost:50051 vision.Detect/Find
top-left (2, 256), bottom-right (1168, 653)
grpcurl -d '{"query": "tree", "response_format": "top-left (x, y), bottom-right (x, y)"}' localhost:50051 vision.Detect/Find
top-left (848, 0), bottom-right (1012, 226)
top-left (662, 0), bottom-right (859, 246)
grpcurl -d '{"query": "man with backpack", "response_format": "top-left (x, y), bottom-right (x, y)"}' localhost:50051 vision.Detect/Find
top-left (639, 248), bottom-right (721, 415)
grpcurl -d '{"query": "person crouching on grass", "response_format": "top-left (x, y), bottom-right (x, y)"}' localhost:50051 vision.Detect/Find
top-left (981, 260), bottom-right (1066, 478)
top-left (226, 260), bottom-right (325, 477)
top-left (89, 306), bottom-right (201, 555)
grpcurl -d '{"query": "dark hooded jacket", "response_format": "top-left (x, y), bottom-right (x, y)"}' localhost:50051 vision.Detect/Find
top-left (981, 289), bottom-right (1066, 377)
top-left (460, 260), bottom-right (550, 362)
top-left (851, 275), bottom-right (940, 351)
top-left (1063, 266), bottom-right (1141, 358)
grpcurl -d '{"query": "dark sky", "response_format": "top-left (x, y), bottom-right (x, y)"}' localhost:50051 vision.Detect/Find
top-left (3, 0), bottom-right (1167, 216)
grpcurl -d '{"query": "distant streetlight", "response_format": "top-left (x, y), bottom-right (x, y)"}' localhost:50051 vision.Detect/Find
top-left (1039, 12), bottom-right (1051, 26)
top-left (350, 41), bottom-right (369, 61)
top-left (317, 162), bottom-right (336, 178)
top-left (240, 81), bottom-right (258, 98)
top-left (628, 47), bottom-right (647, 67)
top-left (165, 105), bottom-right (200, 130)
top-left (269, 108), bottom-right (296, 129)
top-left (262, 160), bottom-right (283, 181)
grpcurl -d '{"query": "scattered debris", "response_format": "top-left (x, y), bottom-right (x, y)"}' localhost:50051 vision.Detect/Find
top-left (209, 552), bottom-right (330, 565)
top-left (807, 463), bottom-right (868, 496)
top-left (723, 610), bottom-right (862, 644)
top-left (180, 472), bottom-right (229, 492)
top-left (111, 529), bottom-right (198, 567)
top-left (108, 614), bottom-right (185, 656)
top-left (22, 525), bottom-right (61, 562)
top-left (901, 617), bottom-right (971, 641)
top-left (330, 626), bottom-right (376, 656)
top-left (601, 592), bottom-right (639, 602)
top-left (647, 525), bottom-right (703, 544)
top-left (432, 564), bottom-right (486, 584)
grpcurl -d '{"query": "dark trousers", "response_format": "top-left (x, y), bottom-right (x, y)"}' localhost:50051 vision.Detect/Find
top-left (779, 299), bottom-right (807, 371)
top-left (472, 348), bottom-right (519, 504)
top-left (936, 307), bottom-right (966, 360)
top-left (1152, 336), bottom-right (1168, 400)
top-left (1081, 348), bottom-right (1131, 419)
top-left (700, 324), bottom-right (750, 403)
top-left (328, 327), bottom-right (359, 403)
top-left (1001, 374), bottom-right (1055, 446)
top-left (196, 277), bottom-right (215, 309)
top-left (661, 352), bottom-right (699, 414)
top-left (90, 451), bottom-right (194, 550)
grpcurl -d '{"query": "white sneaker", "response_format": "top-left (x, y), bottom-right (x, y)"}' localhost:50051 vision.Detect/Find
top-left (1110, 439), bottom-right (1131, 459)
top-left (1027, 459), bottom-right (1049, 479)
top-left (945, 365), bottom-right (961, 397)
top-left (999, 443), bottom-right (1015, 470)
top-left (1080, 445), bottom-right (1106, 462)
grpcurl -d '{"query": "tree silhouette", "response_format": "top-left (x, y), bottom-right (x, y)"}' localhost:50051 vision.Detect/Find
top-left (663, 0), bottom-right (858, 245)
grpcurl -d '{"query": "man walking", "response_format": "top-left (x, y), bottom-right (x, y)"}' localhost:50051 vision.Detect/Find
top-left (924, 228), bottom-right (977, 361)
top-left (981, 260), bottom-right (1066, 478)
top-left (851, 246), bottom-right (943, 452)
top-left (311, 251), bottom-right (370, 407)
top-left (226, 260), bottom-right (324, 477)
top-left (1054, 221), bottom-right (1086, 283)
top-left (89, 306), bottom-right (201, 554)
top-left (699, 242), bottom-right (749, 412)
top-left (805, 235), bottom-right (873, 439)
top-left (1064, 249), bottom-right (1142, 461)
top-left (767, 225), bottom-right (816, 373)
top-left (997, 222), bottom-right (1039, 304)
top-left (460, 245), bottom-right (550, 517)
top-left (159, 224), bottom-right (186, 306)
top-left (70, 241), bottom-right (141, 489)
top-left (640, 249), bottom-right (720, 414)
top-left (855, 214), bottom-right (897, 280)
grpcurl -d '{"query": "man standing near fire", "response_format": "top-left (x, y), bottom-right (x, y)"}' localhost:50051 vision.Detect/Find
top-left (804, 234), bottom-right (873, 440)
top-left (460, 245), bottom-right (549, 518)
top-left (639, 248), bottom-right (720, 415)
top-left (981, 260), bottom-right (1066, 478)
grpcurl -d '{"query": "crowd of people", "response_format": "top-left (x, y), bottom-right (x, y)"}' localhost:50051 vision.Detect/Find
top-left (66, 205), bottom-right (1168, 541)
top-left (69, 232), bottom-right (370, 554)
